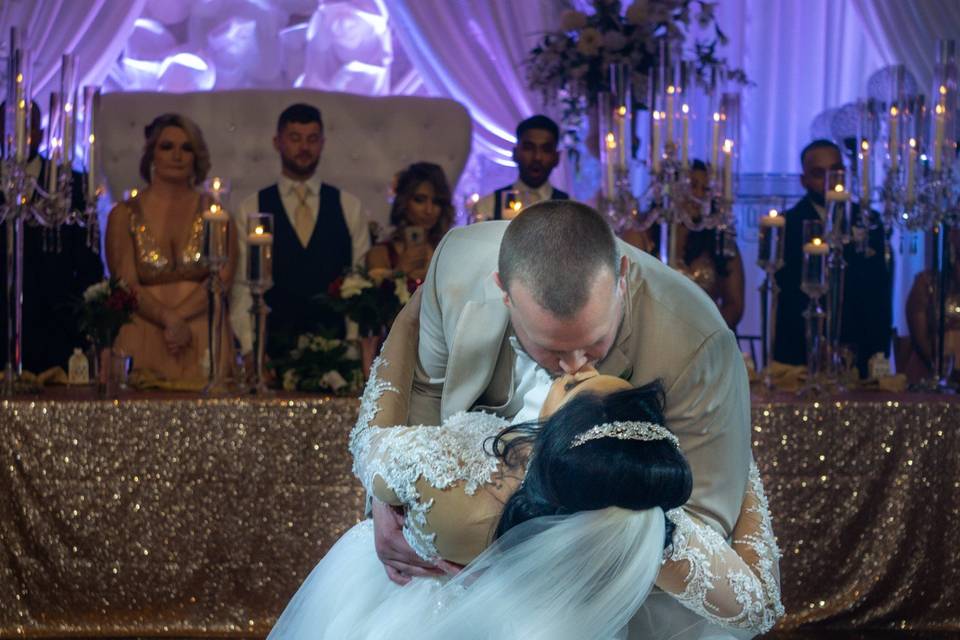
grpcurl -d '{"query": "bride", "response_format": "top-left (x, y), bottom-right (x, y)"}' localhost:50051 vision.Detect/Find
top-left (267, 325), bottom-right (784, 639)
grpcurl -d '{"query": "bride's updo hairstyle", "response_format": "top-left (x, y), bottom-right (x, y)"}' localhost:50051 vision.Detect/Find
top-left (491, 380), bottom-right (692, 540)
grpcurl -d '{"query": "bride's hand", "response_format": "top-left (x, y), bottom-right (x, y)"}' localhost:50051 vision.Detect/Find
top-left (371, 498), bottom-right (445, 585)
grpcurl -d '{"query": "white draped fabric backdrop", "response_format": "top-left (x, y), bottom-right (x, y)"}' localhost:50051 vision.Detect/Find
top-left (2, 0), bottom-right (959, 341)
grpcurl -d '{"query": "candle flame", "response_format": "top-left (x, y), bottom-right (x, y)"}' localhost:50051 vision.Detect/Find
top-left (210, 204), bottom-right (219, 213)
top-left (667, 86), bottom-right (676, 95)
top-left (15, 73), bottom-right (23, 83)
top-left (940, 85), bottom-right (948, 95)
top-left (255, 225), bottom-right (265, 235)
top-left (834, 184), bottom-right (844, 193)
top-left (681, 104), bottom-right (690, 114)
top-left (909, 137), bottom-right (916, 148)
top-left (936, 104), bottom-right (945, 115)
top-left (723, 139), bottom-right (734, 152)
top-left (88, 134), bottom-right (95, 144)
top-left (470, 192), bottom-right (479, 203)
top-left (130, 188), bottom-right (139, 198)
top-left (890, 106), bottom-right (899, 117)
top-left (653, 111), bottom-right (661, 121)
top-left (17, 99), bottom-right (25, 109)
top-left (862, 140), bottom-right (869, 151)
top-left (510, 201), bottom-right (523, 212)
top-left (605, 132), bottom-right (617, 149)
top-left (64, 103), bottom-right (73, 113)
top-left (213, 178), bottom-right (222, 190)
top-left (712, 112), bottom-right (720, 122)
top-left (617, 106), bottom-right (627, 116)
top-left (812, 237), bottom-right (823, 246)
top-left (768, 209), bottom-right (779, 218)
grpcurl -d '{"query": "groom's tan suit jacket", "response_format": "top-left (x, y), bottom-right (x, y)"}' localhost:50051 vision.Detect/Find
top-left (389, 220), bottom-right (750, 536)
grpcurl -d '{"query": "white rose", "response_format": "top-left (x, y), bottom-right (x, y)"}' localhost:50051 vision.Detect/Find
top-left (311, 335), bottom-right (340, 351)
top-left (625, 0), bottom-right (649, 25)
top-left (83, 280), bottom-right (110, 302)
top-left (340, 273), bottom-right (373, 298)
top-left (320, 370), bottom-right (348, 392)
top-left (559, 9), bottom-right (588, 32)
top-left (296, 334), bottom-right (311, 351)
top-left (603, 30), bottom-right (628, 51)
top-left (576, 27), bottom-right (603, 57)
top-left (394, 278), bottom-right (411, 305)
top-left (282, 369), bottom-right (300, 391)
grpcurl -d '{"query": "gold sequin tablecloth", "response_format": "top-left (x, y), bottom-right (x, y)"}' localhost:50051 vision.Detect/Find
top-left (1, 392), bottom-right (959, 636)
top-left (0, 395), bottom-right (365, 637)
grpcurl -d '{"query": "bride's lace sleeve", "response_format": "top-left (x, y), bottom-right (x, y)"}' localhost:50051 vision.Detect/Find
top-left (656, 461), bottom-right (784, 634)
top-left (349, 356), bottom-right (508, 560)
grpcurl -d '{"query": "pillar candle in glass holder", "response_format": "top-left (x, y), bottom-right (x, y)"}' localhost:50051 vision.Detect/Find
top-left (906, 138), bottom-right (917, 202)
top-left (757, 209), bottom-right (786, 269)
top-left (801, 238), bottom-right (828, 298)
top-left (12, 52), bottom-right (28, 163)
top-left (665, 85), bottom-right (675, 145)
top-left (722, 139), bottom-right (734, 199)
top-left (246, 220), bottom-right (274, 287)
top-left (710, 112), bottom-right (721, 173)
top-left (83, 87), bottom-right (99, 199)
top-left (60, 54), bottom-right (77, 166)
top-left (680, 103), bottom-right (690, 167)
top-left (934, 102), bottom-right (946, 171)
top-left (46, 92), bottom-right (61, 193)
top-left (651, 111), bottom-right (661, 173)
top-left (860, 140), bottom-right (871, 204)
top-left (888, 106), bottom-right (899, 174)
top-left (202, 204), bottom-right (229, 262)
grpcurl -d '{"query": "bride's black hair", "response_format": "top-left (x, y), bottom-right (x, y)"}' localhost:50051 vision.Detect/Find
top-left (490, 380), bottom-right (692, 540)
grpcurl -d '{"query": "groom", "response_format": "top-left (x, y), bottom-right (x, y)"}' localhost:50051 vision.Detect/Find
top-left (372, 201), bottom-right (751, 584)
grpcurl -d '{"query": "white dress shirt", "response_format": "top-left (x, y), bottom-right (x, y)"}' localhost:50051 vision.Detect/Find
top-left (508, 336), bottom-right (555, 424)
top-left (229, 174), bottom-right (370, 352)
top-left (474, 179), bottom-right (559, 221)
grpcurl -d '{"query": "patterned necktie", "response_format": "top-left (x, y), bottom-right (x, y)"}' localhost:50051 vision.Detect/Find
top-left (292, 182), bottom-right (313, 247)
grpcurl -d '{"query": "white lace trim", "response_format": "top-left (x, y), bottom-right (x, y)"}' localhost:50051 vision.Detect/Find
top-left (664, 462), bottom-right (784, 634)
top-left (349, 357), bottom-right (508, 562)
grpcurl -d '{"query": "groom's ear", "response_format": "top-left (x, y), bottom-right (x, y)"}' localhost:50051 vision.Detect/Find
top-left (493, 272), bottom-right (512, 307)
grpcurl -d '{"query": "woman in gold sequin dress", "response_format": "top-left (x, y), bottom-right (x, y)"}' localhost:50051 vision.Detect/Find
top-left (105, 114), bottom-right (237, 383)
top-left (622, 161), bottom-right (745, 330)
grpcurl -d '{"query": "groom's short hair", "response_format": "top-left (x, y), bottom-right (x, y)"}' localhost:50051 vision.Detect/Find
top-left (498, 201), bottom-right (619, 318)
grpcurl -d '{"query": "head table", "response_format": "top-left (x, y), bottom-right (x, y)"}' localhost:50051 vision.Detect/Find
top-left (0, 388), bottom-right (957, 637)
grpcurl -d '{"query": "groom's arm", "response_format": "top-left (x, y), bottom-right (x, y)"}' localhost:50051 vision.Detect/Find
top-left (664, 327), bottom-right (752, 537)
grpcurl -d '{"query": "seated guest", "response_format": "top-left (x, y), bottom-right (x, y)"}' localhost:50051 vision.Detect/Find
top-left (622, 161), bottom-right (744, 331)
top-left (106, 113), bottom-right (237, 382)
top-left (0, 101), bottom-right (104, 372)
top-left (904, 228), bottom-right (960, 383)
top-left (473, 115), bottom-right (568, 220)
top-left (231, 103), bottom-right (370, 358)
top-left (366, 162), bottom-right (454, 281)
top-left (773, 139), bottom-right (891, 377)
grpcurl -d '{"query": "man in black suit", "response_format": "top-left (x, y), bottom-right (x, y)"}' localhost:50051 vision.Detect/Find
top-left (773, 139), bottom-right (891, 377)
top-left (0, 101), bottom-right (105, 371)
top-left (474, 115), bottom-right (570, 220)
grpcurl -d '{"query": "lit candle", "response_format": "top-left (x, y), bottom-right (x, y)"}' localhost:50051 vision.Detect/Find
top-left (722, 139), bottom-right (734, 199)
top-left (14, 71), bottom-right (27, 163)
top-left (888, 106), bottom-right (899, 174)
top-left (246, 225), bottom-right (274, 286)
top-left (860, 140), bottom-right (871, 204)
top-left (824, 183), bottom-right (851, 202)
top-left (616, 105), bottom-right (627, 167)
top-left (934, 102), bottom-right (946, 172)
top-left (802, 237), bottom-right (828, 295)
top-left (203, 204), bottom-right (230, 262)
top-left (60, 54), bottom-right (76, 166)
top-left (651, 111), bottom-right (662, 173)
top-left (906, 137), bottom-right (916, 202)
top-left (680, 103), bottom-right (690, 167)
top-left (757, 208), bottom-right (786, 269)
top-left (710, 112), bottom-right (721, 173)
top-left (46, 92), bottom-right (60, 194)
top-left (86, 133), bottom-right (97, 199)
top-left (665, 86), bottom-right (675, 144)
top-left (605, 132), bottom-right (616, 196)
top-left (83, 87), bottom-right (99, 199)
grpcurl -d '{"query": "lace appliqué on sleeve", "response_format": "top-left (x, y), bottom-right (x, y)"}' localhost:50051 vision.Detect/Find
top-left (663, 461), bottom-right (784, 634)
top-left (349, 357), bottom-right (508, 562)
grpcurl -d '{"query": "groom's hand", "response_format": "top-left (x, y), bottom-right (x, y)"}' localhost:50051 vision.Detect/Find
top-left (371, 498), bottom-right (445, 585)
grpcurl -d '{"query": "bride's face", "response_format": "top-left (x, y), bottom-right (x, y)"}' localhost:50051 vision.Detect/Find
top-left (539, 368), bottom-right (632, 419)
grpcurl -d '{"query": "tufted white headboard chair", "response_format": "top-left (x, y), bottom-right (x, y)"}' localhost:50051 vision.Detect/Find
top-left (97, 89), bottom-right (473, 226)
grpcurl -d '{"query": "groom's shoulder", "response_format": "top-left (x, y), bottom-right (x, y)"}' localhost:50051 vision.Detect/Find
top-left (434, 221), bottom-right (507, 270)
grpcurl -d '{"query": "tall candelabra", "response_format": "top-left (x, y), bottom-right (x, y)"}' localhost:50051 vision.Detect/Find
top-left (246, 212), bottom-right (274, 395)
top-left (757, 208), bottom-right (786, 386)
top-left (865, 40), bottom-right (959, 390)
top-left (201, 177), bottom-right (231, 394)
top-left (1, 28), bottom-right (102, 393)
top-left (597, 42), bottom-right (742, 270)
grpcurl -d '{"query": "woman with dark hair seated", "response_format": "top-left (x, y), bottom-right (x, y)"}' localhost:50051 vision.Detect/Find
top-left (366, 162), bottom-right (454, 282)
top-left (267, 336), bottom-right (783, 638)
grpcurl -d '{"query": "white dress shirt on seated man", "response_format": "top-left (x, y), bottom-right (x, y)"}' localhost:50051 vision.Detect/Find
top-left (229, 173), bottom-right (370, 353)
top-left (473, 179), bottom-right (562, 221)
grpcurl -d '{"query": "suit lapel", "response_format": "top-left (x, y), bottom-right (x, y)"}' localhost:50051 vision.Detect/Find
top-left (442, 273), bottom-right (512, 418)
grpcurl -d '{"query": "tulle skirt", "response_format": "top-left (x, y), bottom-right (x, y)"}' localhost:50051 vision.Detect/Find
top-left (268, 516), bottom-right (748, 640)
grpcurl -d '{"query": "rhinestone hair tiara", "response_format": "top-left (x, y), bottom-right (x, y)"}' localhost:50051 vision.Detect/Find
top-left (570, 421), bottom-right (680, 449)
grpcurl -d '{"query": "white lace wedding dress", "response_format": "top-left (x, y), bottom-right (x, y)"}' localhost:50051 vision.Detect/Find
top-left (267, 361), bottom-right (784, 640)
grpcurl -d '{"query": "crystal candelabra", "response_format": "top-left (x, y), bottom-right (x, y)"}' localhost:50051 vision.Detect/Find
top-left (756, 208), bottom-right (786, 386)
top-left (800, 233), bottom-right (830, 395)
top-left (865, 40), bottom-right (960, 390)
top-left (201, 177), bottom-right (231, 394)
top-left (1, 28), bottom-right (102, 394)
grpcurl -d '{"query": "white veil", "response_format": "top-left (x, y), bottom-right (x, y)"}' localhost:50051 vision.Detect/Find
top-left (352, 506), bottom-right (670, 640)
